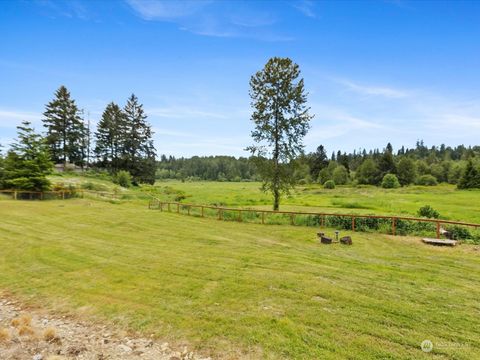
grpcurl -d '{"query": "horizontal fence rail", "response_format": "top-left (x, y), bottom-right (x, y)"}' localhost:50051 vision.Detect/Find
top-left (149, 199), bottom-right (480, 240)
top-left (0, 189), bottom-right (122, 200)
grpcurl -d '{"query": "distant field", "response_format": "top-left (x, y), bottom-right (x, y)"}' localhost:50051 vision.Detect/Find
top-left (1, 199), bottom-right (479, 359)
top-left (154, 181), bottom-right (480, 223)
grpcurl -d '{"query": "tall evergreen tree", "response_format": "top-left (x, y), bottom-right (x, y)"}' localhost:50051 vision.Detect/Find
top-left (95, 102), bottom-right (125, 171)
top-left (458, 160), bottom-right (480, 189)
top-left (43, 86), bottom-right (86, 168)
top-left (3, 121), bottom-right (53, 191)
top-left (123, 94), bottom-right (156, 184)
top-left (309, 145), bottom-right (329, 179)
top-left (247, 57), bottom-right (313, 210)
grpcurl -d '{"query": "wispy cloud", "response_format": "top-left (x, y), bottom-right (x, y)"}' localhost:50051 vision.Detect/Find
top-left (34, 0), bottom-right (92, 20)
top-left (306, 104), bottom-right (385, 144)
top-left (336, 79), bottom-right (409, 98)
top-left (293, 0), bottom-right (317, 18)
top-left (125, 0), bottom-right (211, 20)
top-left (126, 0), bottom-right (292, 41)
top-left (0, 109), bottom-right (41, 128)
top-left (147, 106), bottom-right (227, 120)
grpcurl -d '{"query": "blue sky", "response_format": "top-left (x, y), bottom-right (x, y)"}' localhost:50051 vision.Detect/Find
top-left (1, 0), bottom-right (480, 157)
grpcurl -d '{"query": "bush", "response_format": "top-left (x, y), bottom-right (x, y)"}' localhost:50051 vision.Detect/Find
top-left (416, 174), bottom-right (438, 186)
top-left (81, 181), bottom-right (109, 192)
top-left (417, 205), bottom-right (440, 219)
top-left (113, 170), bottom-right (132, 188)
top-left (381, 173), bottom-right (400, 189)
top-left (324, 180), bottom-right (335, 189)
top-left (446, 225), bottom-right (472, 240)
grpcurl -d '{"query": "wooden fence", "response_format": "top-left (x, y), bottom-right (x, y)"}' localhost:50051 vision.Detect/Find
top-left (149, 198), bottom-right (480, 239)
top-left (0, 189), bottom-right (121, 200)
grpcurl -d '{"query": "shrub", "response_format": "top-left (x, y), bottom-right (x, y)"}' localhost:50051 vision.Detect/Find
top-left (416, 174), bottom-right (438, 186)
top-left (417, 205), bottom-right (440, 219)
top-left (81, 182), bottom-right (109, 192)
top-left (174, 192), bottom-right (187, 202)
top-left (113, 170), bottom-right (132, 188)
top-left (324, 180), bottom-right (335, 189)
top-left (381, 173), bottom-right (400, 189)
top-left (446, 225), bottom-right (472, 240)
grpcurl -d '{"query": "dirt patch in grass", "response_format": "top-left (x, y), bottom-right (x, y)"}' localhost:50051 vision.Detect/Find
top-left (0, 297), bottom-right (211, 360)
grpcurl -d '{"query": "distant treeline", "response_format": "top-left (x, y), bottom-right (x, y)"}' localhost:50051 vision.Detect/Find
top-left (157, 155), bottom-right (258, 182)
top-left (157, 141), bottom-right (480, 188)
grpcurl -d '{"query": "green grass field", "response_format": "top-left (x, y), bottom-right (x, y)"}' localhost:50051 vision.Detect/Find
top-left (153, 181), bottom-right (480, 224)
top-left (1, 198), bottom-right (479, 359)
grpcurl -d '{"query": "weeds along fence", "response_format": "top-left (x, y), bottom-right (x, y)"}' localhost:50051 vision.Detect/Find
top-left (148, 199), bottom-right (480, 241)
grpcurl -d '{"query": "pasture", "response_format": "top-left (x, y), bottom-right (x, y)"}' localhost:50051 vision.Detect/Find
top-left (1, 197), bottom-right (479, 359)
top-left (154, 181), bottom-right (480, 223)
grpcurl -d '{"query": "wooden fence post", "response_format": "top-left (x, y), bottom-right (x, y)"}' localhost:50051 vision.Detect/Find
top-left (436, 221), bottom-right (441, 239)
top-left (321, 215), bottom-right (325, 227)
top-left (14, 191), bottom-right (17, 200)
top-left (290, 214), bottom-right (295, 225)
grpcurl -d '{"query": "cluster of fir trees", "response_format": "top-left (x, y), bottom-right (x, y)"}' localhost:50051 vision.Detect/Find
top-left (94, 95), bottom-right (156, 184)
top-left (0, 86), bottom-right (157, 191)
top-left (157, 155), bottom-right (257, 181)
top-left (297, 141), bottom-right (480, 188)
top-left (44, 86), bottom-right (156, 184)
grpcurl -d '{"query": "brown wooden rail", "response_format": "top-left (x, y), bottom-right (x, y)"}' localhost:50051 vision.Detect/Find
top-left (149, 198), bottom-right (480, 239)
top-left (0, 189), bottom-right (121, 200)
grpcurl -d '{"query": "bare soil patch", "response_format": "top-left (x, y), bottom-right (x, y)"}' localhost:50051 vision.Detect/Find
top-left (0, 297), bottom-right (211, 360)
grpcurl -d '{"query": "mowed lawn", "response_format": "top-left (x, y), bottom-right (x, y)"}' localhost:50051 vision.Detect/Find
top-left (0, 199), bottom-right (479, 359)
top-left (155, 181), bottom-right (480, 223)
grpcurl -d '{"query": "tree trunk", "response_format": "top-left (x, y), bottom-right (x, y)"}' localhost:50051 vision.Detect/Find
top-left (273, 187), bottom-right (280, 211)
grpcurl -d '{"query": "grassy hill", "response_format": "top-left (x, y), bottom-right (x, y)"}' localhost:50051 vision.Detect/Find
top-left (0, 198), bottom-right (479, 359)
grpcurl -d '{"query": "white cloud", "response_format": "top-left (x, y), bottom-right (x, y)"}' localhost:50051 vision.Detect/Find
top-left (147, 106), bottom-right (227, 120)
top-left (126, 0), bottom-right (211, 20)
top-left (293, 0), bottom-right (317, 18)
top-left (305, 105), bottom-right (385, 144)
top-left (0, 109), bottom-right (42, 128)
top-left (336, 79), bottom-right (409, 98)
top-left (35, 0), bottom-right (92, 20)
top-left (125, 0), bottom-right (291, 41)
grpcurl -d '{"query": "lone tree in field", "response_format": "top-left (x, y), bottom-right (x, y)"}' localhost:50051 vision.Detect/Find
top-left (43, 86), bottom-right (86, 168)
top-left (247, 57), bottom-right (313, 210)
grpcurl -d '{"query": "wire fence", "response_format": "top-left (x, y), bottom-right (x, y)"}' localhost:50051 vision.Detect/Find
top-left (149, 198), bottom-right (480, 240)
